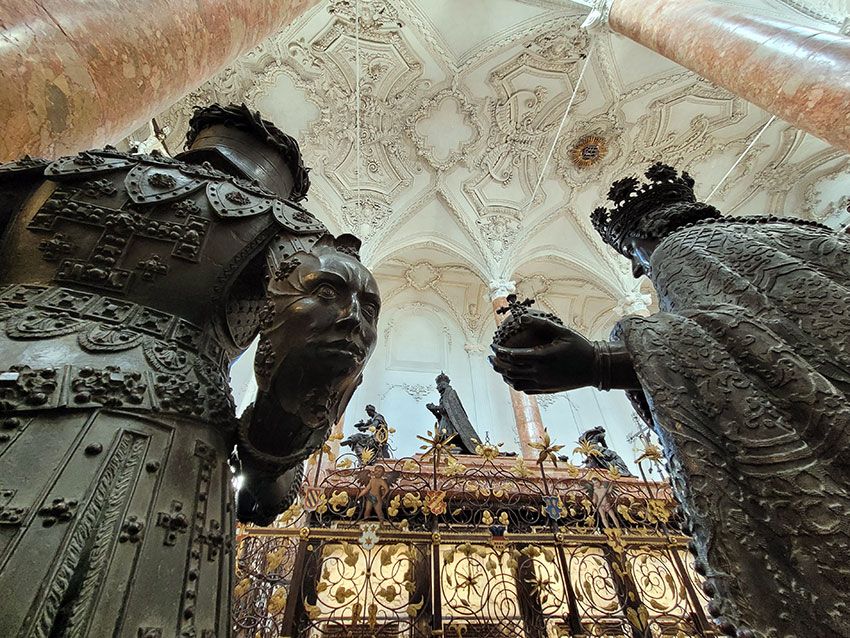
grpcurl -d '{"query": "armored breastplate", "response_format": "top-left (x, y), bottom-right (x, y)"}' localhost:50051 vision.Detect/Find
top-left (0, 151), bottom-right (324, 336)
top-left (0, 150), bottom-right (324, 331)
top-left (0, 150), bottom-right (326, 421)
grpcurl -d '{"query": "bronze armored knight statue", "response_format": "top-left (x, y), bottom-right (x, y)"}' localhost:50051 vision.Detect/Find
top-left (0, 104), bottom-right (380, 637)
top-left (491, 163), bottom-right (850, 638)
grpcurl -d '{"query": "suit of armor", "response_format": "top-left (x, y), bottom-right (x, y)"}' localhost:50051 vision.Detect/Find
top-left (0, 106), bottom-right (379, 637)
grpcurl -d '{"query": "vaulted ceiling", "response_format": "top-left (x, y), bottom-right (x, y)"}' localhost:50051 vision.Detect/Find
top-left (154, 0), bottom-right (849, 337)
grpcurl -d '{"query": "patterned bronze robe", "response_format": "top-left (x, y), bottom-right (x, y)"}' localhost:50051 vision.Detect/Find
top-left (617, 218), bottom-right (850, 637)
top-left (433, 385), bottom-right (480, 455)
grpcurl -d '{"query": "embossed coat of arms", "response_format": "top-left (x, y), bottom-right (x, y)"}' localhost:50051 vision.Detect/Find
top-left (425, 490), bottom-right (447, 515)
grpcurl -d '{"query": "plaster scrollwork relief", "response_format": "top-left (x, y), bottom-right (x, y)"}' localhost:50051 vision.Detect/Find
top-left (717, 125), bottom-right (850, 217)
top-left (403, 261), bottom-right (441, 291)
top-left (150, 0), bottom-right (848, 307)
top-left (464, 35), bottom-right (590, 221)
top-left (524, 23), bottom-right (591, 61)
top-left (302, 17), bottom-right (428, 202)
top-left (341, 196), bottom-right (393, 239)
top-left (476, 213), bottom-right (522, 262)
top-left (328, 0), bottom-right (405, 32)
top-left (772, 0), bottom-right (845, 25)
top-left (379, 382), bottom-right (432, 403)
top-left (462, 303), bottom-right (486, 337)
top-left (630, 81), bottom-right (748, 168)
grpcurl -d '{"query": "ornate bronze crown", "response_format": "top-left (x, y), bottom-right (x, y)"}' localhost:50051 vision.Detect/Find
top-left (590, 163), bottom-right (705, 256)
top-left (436, 372), bottom-right (450, 384)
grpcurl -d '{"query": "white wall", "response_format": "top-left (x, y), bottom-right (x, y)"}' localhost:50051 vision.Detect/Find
top-left (342, 298), bottom-right (518, 457)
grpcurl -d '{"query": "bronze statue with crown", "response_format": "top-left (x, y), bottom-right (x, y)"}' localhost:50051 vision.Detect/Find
top-left (426, 372), bottom-right (482, 455)
top-left (490, 162), bottom-right (850, 638)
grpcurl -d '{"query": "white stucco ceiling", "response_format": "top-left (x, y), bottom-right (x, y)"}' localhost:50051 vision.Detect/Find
top-left (157, 0), bottom-right (849, 333)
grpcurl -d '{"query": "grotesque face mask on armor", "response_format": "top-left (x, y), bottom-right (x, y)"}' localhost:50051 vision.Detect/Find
top-left (255, 240), bottom-right (380, 418)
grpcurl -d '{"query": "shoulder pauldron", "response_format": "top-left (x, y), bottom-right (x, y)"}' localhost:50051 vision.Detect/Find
top-left (34, 149), bottom-right (326, 234)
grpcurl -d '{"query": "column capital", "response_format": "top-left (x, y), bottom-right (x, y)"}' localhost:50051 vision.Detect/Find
top-left (580, 0), bottom-right (615, 32)
top-left (615, 291), bottom-right (652, 317)
top-left (487, 279), bottom-right (516, 301)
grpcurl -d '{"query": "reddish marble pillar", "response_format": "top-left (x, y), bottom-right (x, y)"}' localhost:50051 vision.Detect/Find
top-left (607, 0), bottom-right (850, 153)
top-left (0, 0), bottom-right (321, 161)
top-left (490, 284), bottom-right (547, 459)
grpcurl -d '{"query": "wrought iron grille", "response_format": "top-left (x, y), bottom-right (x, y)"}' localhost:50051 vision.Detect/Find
top-left (233, 437), bottom-right (719, 638)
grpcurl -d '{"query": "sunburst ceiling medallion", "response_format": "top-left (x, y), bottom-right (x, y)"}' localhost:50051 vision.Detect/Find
top-left (570, 135), bottom-right (608, 168)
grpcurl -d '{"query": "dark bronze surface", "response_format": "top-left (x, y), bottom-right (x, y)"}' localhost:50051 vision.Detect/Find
top-left (426, 373), bottom-right (481, 455)
top-left (491, 163), bottom-right (850, 638)
top-left (574, 426), bottom-right (634, 477)
top-left (0, 105), bottom-right (378, 637)
top-left (341, 404), bottom-right (391, 466)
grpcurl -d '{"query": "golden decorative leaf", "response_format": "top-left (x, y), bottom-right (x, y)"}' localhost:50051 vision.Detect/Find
top-left (334, 585), bottom-right (355, 603)
top-left (266, 587), bottom-right (287, 615)
top-left (406, 596), bottom-right (425, 617)
top-left (234, 577), bottom-right (252, 599)
top-left (342, 542), bottom-right (359, 567)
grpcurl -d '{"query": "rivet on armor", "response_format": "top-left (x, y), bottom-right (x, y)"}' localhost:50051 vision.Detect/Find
top-left (84, 442), bottom-right (103, 456)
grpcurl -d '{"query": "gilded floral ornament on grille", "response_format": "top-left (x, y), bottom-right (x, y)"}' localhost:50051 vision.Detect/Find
top-left (530, 429), bottom-right (564, 467)
top-left (569, 134), bottom-right (608, 168)
top-left (402, 458), bottom-right (419, 472)
top-left (635, 441), bottom-right (664, 464)
top-left (266, 587), bottom-right (287, 615)
top-left (471, 437), bottom-right (503, 460)
top-left (417, 428), bottom-right (458, 464)
top-left (573, 438), bottom-right (602, 459)
top-left (443, 457), bottom-right (465, 476)
top-left (511, 456), bottom-right (532, 478)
